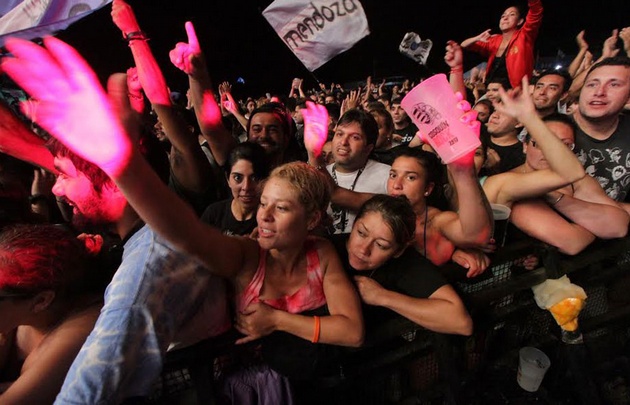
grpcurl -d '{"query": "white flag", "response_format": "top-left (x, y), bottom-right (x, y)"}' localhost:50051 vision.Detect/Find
top-left (263, 0), bottom-right (370, 72)
top-left (0, 0), bottom-right (112, 48)
top-left (399, 32), bottom-right (432, 66)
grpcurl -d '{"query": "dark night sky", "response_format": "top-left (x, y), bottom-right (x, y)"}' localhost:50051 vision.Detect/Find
top-left (54, 0), bottom-right (630, 100)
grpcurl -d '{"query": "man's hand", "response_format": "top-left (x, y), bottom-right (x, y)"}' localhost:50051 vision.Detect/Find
top-left (302, 101), bottom-right (329, 158)
top-left (493, 76), bottom-right (536, 123)
top-left (601, 29), bottom-right (620, 59)
top-left (576, 30), bottom-right (588, 51)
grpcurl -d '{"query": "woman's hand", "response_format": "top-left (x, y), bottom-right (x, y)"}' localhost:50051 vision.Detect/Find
top-left (235, 302), bottom-right (278, 344)
top-left (354, 275), bottom-right (385, 306)
top-left (452, 248), bottom-right (491, 278)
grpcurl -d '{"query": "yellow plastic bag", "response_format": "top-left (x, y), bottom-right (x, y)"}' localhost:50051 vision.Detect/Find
top-left (532, 276), bottom-right (587, 331)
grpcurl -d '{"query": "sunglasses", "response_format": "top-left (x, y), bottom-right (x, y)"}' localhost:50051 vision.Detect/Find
top-left (530, 140), bottom-right (575, 151)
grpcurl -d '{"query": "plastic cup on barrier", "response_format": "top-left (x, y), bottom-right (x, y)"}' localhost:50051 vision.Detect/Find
top-left (517, 346), bottom-right (551, 392)
top-left (491, 203), bottom-right (511, 248)
top-left (400, 74), bottom-right (481, 164)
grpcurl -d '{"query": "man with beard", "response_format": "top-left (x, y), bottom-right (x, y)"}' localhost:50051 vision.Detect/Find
top-left (169, 22), bottom-right (301, 169)
top-left (508, 114), bottom-right (629, 255)
top-left (327, 109), bottom-right (390, 233)
top-left (48, 137), bottom-right (230, 403)
top-left (572, 56), bottom-right (630, 208)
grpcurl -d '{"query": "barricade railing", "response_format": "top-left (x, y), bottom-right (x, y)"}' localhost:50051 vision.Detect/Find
top-left (149, 235), bottom-right (630, 404)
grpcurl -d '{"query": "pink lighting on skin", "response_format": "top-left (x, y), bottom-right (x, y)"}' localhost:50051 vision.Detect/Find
top-left (0, 101), bottom-right (57, 174)
top-left (302, 101), bottom-right (329, 157)
top-left (1, 36), bottom-right (132, 178)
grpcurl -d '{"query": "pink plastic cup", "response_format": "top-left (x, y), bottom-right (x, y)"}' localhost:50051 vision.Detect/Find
top-left (401, 74), bottom-right (480, 164)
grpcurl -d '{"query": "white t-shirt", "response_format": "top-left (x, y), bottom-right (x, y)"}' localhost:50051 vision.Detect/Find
top-left (327, 159), bottom-right (390, 233)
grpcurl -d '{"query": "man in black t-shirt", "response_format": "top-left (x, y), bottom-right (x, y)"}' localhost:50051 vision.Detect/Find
top-left (390, 97), bottom-right (419, 146)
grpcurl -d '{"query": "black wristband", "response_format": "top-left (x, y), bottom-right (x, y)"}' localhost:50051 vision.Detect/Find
top-left (124, 31), bottom-right (148, 42)
top-left (29, 194), bottom-right (48, 205)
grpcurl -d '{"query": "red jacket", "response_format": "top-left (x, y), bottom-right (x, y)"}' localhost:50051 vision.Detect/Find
top-left (468, 0), bottom-right (543, 88)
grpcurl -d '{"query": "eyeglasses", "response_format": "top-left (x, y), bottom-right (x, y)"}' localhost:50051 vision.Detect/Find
top-left (530, 140), bottom-right (575, 151)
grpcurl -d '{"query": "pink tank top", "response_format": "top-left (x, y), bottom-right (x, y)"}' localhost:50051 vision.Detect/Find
top-left (238, 240), bottom-right (327, 314)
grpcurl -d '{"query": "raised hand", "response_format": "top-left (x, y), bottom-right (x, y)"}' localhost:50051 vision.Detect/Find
top-left (619, 27), bottom-right (630, 56)
top-left (602, 29), bottom-right (620, 59)
top-left (493, 76), bottom-right (535, 123)
top-left (169, 21), bottom-right (205, 78)
top-left (575, 30), bottom-right (588, 50)
top-left (126, 67), bottom-right (142, 94)
top-left (1, 37), bottom-right (132, 176)
top-left (345, 89), bottom-right (361, 110)
top-left (444, 40), bottom-right (463, 69)
top-left (111, 0), bottom-right (140, 36)
top-left (302, 101), bottom-right (329, 158)
top-left (476, 29), bottom-right (492, 42)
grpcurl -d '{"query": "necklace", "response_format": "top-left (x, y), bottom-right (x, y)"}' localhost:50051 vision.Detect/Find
top-left (331, 162), bottom-right (367, 232)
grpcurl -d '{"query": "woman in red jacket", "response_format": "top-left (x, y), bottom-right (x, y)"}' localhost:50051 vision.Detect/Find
top-left (462, 0), bottom-right (543, 89)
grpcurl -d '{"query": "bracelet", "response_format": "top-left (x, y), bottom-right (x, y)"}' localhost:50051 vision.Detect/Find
top-left (450, 66), bottom-right (464, 74)
top-left (124, 31), bottom-right (149, 42)
top-left (550, 193), bottom-right (564, 205)
top-left (312, 316), bottom-right (321, 343)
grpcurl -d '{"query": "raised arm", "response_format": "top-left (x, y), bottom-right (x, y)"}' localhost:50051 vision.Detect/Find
top-left (620, 27), bottom-right (630, 58)
top-left (1, 36), bottom-right (250, 279)
top-left (444, 40), bottom-right (467, 98)
top-left (219, 81), bottom-right (248, 131)
top-left (568, 30), bottom-right (589, 78)
top-left (483, 77), bottom-right (586, 205)
top-left (111, 0), bottom-right (213, 194)
top-left (0, 101), bottom-right (56, 173)
top-left (432, 108), bottom-right (493, 248)
top-left (521, 0), bottom-right (544, 38)
top-left (461, 29), bottom-right (492, 50)
top-left (568, 29), bottom-right (620, 98)
top-left (169, 21), bottom-right (235, 166)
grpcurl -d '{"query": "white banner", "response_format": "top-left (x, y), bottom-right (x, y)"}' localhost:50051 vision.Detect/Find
top-left (0, 0), bottom-right (111, 48)
top-left (263, 0), bottom-right (370, 72)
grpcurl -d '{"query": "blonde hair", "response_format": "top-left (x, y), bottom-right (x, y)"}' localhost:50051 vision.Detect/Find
top-left (267, 162), bottom-right (331, 222)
